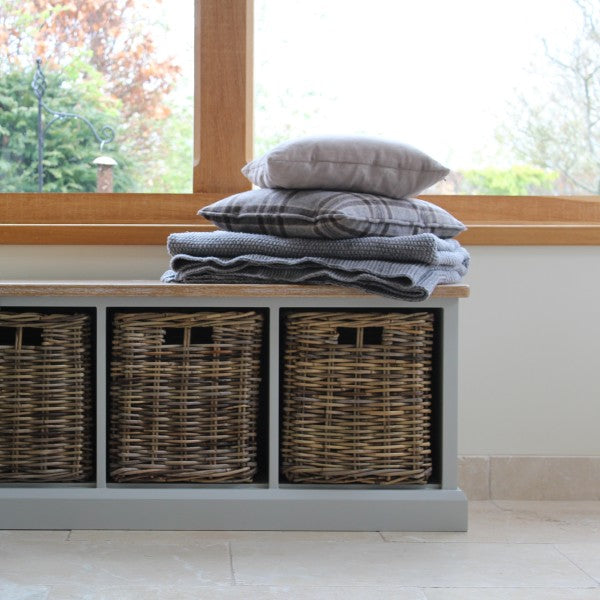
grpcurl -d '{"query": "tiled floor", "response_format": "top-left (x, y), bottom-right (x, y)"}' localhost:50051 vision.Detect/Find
top-left (1, 501), bottom-right (599, 599)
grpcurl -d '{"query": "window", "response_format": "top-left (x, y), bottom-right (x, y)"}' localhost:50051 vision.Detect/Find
top-left (1, 0), bottom-right (252, 244)
top-left (1, 0), bottom-right (599, 245)
top-left (255, 0), bottom-right (598, 197)
top-left (1, 0), bottom-right (194, 194)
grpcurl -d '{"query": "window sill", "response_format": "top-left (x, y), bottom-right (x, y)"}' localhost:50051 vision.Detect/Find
top-left (459, 223), bottom-right (600, 245)
top-left (2, 194), bottom-right (599, 245)
top-left (2, 222), bottom-right (600, 245)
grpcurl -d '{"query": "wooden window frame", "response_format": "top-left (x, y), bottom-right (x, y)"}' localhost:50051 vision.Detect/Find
top-left (1, 0), bottom-right (599, 246)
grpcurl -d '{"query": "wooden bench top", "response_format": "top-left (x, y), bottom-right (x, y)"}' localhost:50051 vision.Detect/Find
top-left (0, 280), bottom-right (470, 298)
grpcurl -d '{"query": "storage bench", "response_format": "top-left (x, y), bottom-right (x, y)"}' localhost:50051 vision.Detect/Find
top-left (0, 280), bottom-right (469, 531)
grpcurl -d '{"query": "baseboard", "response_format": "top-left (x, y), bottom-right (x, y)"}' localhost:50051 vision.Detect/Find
top-left (459, 455), bottom-right (600, 500)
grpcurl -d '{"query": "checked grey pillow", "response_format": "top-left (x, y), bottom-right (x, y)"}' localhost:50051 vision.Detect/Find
top-left (199, 189), bottom-right (466, 239)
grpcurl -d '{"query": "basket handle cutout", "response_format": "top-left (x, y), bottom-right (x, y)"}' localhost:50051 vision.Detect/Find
top-left (363, 327), bottom-right (383, 345)
top-left (164, 328), bottom-right (184, 345)
top-left (0, 326), bottom-right (15, 346)
top-left (164, 326), bottom-right (213, 346)
top-left (336, 326), bottom-right (383, 346)
top-left (189, 326), bottom-right (213, 344)
top-left (0, 326), bottom-right (42, 348)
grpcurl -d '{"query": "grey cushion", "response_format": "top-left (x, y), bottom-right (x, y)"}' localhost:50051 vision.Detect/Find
top-left (241, 135), bottom-right (450, 198)
top-left (199, 189), bottom-right (465, 239)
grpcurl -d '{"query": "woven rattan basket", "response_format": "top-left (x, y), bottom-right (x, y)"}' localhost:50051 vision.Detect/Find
top-left (0, 311), bottom-right (93, 482)
top-left (109, 310), bottom-right (264, 483)
top-left (282, 311), bottom-right (434, 485)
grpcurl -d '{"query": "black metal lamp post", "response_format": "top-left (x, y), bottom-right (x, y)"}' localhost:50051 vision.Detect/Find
top-left (30, 58), bottom-right (116, 192)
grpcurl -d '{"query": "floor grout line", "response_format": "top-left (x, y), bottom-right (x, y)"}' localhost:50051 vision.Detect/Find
top-left (228, 540), bottom-right (237, 586)
top-left (553, 543), bottom-right (600, 587)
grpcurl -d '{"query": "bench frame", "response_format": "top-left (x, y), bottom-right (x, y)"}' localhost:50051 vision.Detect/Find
top-left (0, 282), bottom-right (468, 531)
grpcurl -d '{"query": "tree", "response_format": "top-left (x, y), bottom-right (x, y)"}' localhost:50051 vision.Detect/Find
top-left (460, 166), bottom-right (559, 196)
top-left (0, 67), bottom-right (134, 192)
top-left (498, 0), bottom-right (599, 194)
top-left (144, 97), bottom-right (193, 193)
top-left (0, 0), bottom-right (186, 191)
top-left (0, 1), bottom-right (180, 122)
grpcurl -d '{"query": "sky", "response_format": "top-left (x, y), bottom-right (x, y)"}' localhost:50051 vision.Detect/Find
top-left (253, 0), bottom-right (583, 169)
top-left (156, 0), bottom-right (583, 170)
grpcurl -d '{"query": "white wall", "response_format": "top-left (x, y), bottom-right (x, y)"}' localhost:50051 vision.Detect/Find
top-left (459, 246), bottom-right (600, 456)
top-left (0, 246), bottom-right (169, 280)
top-left (1, 244), bottom-right (599, 456)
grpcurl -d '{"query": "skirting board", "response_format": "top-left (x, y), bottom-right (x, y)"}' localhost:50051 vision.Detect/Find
top-left (0, 488), bottom-right (468, 531)
top-left (459, 456), bottom-right (600, 501)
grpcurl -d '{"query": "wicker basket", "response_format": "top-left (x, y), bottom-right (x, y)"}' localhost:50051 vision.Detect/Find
top-left (109, 311), bottom-right (264, 483)
top-left (282, 311), bottom-right (434, 485)
top-left (0, 311), bottom-right (93, 482)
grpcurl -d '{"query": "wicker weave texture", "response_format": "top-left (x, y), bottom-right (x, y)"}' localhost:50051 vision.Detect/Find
top-left (0, 312), bottom-right (93, 482)
top-left (282, 311), bottom-right (434, 485)
top-left (110, 311), bottom-right (263, 483)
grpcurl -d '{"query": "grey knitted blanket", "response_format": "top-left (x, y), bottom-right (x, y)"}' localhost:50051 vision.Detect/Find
top-left (163, 231), bottom-right (469, 301)
top-left (167, 231), bottom-right (468, 267)
top-left (162, 244), bottom-right (469, 302)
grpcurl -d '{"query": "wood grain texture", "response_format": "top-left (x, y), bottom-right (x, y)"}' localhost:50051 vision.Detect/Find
top-left (3, 194), bottom-right (599, 227)
top-left (457, 224), bottom-right (600, 245)
top-left (0, 0), bottom-right (598, 245)
top-left (0, 193), bottom-right (220, 224)
top-left (4, 222), bottom-right (600, 245)
top-left (1, 224), bottom-right (214, 245)
top-left (0, 281), bottom-right (470, 298)
top-left (425, 195), bottom-right (600, 223)
top-left (194, 0), bottom-right (253, 193)
top-left (0, 0), bottom-right (253, 240)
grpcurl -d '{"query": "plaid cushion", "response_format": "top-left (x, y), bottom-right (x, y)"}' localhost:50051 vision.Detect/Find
top-left (199, 189), bottom-right (465, 239)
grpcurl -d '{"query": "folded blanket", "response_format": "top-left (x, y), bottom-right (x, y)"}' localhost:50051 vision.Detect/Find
top-left (161, 253), bottom-right (468, 301)
top-left (167, 231), bottom-right (469, 268)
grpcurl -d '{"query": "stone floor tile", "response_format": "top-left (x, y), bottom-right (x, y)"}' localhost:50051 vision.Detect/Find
top-left (0, 540), bottom-right (232, 587)
top-left (0, 577), bottom-right (50, 600)
top-left (382, 501), bottom-right (504, 542)
top-left (383, 501), bottom-right (600, 543)
top-left (424, 588), bottom-right (600, 599)
top-left (555, 543), bottom-right (600, 583)
top-left (48, 585), bottom-right (426, 600)
top-left (0, 531), bottom-right (69, 542)
top-left (230, 541), bottom-right (595, 587)
top-left (67, 530), bottom-right (383, 543)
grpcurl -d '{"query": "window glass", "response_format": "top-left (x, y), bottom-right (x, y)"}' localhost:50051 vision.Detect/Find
top-left (0, 0), bottom-right (193, 193)
top-left (255, 0), bottom-right (598, 195)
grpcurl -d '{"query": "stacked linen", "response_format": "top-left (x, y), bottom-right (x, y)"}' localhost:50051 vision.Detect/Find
top-left (162, 136), bottom-right (470, 301)
top-left (162, 231), bottom-right (469, 301)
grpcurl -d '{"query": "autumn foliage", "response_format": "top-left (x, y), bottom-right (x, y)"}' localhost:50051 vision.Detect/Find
top-left (0, 0), bottom-right (180, 122)
top-left (0, 0), bottom-right (191, 192)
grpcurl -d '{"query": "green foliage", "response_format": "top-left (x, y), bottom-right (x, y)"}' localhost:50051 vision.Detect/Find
top-left (0, 67), bottom-right (133, 192)
top-left (460, 166), bottom-right (559, 196)
top-left (0, 0), bottom-right (188, 193)
top-left (141, 98), bottom-right (193, 194)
